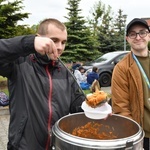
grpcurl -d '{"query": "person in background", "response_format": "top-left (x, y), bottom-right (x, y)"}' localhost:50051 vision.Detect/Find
top-left (72, 61), bottom-right (81, 71)
top-left (87, 66), bottom-right (99, 85)
top-left (0, 18), bottom-right (85, 150)
top-left (111, 18), bottom-right (150, 150)
top-left (74, 66), bottom-right (87, 85)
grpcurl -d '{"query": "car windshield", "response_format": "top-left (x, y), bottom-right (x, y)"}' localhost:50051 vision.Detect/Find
top-left (94, 52), bottom-right (121, 63)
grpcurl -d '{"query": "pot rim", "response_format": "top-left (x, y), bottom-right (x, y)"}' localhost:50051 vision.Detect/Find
top-left (52, 112), bottom-right (144, 149)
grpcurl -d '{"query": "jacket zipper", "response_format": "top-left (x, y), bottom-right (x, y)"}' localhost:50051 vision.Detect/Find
top-left (45, 65), bottom-right (52, 150)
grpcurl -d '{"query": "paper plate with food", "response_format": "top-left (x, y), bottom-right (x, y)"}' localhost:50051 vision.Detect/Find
top-left (81, 90), bottom-right (112, 119)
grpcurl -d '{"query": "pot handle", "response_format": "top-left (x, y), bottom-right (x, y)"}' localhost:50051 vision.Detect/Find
top-left (125, 140), bottom-right (133, 150)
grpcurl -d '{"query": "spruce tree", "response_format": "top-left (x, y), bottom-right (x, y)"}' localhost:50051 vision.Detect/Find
top-left (61, 0), bottom-right (100, 63)
top-left (0, 0), bottom-right (29, 38)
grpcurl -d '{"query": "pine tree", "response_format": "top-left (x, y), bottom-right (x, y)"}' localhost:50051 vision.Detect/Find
top-left (0, 0), bottom-right (29, 38)
top-left (113, 9), bottom-right (127, 51)
top-left (61, 0), bottom-right (100, 62)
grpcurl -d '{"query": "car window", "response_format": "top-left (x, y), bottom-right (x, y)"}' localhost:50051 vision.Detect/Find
top-left (95, 53), bottom-right (124, 63)
top-left (115, 54), bottom-right (127, 62)
top-left (83, 51), bottom-right (129, 66)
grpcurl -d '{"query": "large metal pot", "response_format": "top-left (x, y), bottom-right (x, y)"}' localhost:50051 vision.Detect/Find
top-left (52, 112), bottom-right (144, 150)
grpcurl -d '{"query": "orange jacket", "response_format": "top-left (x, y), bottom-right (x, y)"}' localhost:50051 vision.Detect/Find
top-left (111, 52), bottom-right (144, 127)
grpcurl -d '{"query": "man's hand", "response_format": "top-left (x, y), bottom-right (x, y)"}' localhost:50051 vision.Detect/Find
top-left (34, 37), bottom-right (58, 60)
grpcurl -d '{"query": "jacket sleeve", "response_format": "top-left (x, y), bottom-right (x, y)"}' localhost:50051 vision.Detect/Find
top-left (70, 79), bottom-right (85, 113)
top-left (0, 35), bottom-right (36, 77)
top-left (111, 64), bottom-right (132, 119)
top-left (0, 35), bottom-right (35, 63)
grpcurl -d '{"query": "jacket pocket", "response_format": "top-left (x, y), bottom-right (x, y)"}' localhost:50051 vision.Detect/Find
top-left (8, 115), bottom-right (28, 150)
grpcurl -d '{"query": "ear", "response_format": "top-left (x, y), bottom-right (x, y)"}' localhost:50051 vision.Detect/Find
top-left (126, 36), bottom-right (129, 42)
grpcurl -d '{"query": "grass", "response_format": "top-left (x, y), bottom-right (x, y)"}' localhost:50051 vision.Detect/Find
top-left (0, 76), bottom-right (9, 95)
top-left (0, 76), bottom-right (7, 81)
top-left (1, 88), bottom-right (9, 95)
top-left (83, 89), bottom-right (91, 95)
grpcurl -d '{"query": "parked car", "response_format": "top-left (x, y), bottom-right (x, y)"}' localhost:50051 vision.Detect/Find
top-left (83, 51), bottom-right (129, 87)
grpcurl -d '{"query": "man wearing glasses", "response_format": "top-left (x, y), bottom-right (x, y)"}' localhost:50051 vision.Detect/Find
top-left (111, 18), bottom-right (150, 150)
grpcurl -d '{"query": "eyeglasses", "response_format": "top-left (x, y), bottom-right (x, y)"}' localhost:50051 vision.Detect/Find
top-left (128, 30), bottom-right (149, 39)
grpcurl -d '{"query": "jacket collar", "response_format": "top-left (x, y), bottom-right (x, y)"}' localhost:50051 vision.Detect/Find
top-left (30, 53), bottom-right (60, 69)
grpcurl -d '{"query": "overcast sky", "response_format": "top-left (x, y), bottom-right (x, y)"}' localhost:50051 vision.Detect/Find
top-left (20, 0), bottom-right (150, 26)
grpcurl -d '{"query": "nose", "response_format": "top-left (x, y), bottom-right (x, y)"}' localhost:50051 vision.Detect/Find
top-left (135, 33), bottom-right (141, 39)
top-left (56, 42), bottom-right (63, 50)
top-left (56, 42), bottom-right (65, 55)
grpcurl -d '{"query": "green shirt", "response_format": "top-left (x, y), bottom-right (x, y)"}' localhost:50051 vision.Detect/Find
top-left (137, 54), bottom-right (150, 137)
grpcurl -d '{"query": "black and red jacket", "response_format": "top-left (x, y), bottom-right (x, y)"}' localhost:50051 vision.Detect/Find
top-left (0, 35), bottom-right (85, 150)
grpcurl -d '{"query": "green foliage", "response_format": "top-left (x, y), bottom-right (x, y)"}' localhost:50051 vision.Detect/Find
top-left (0, 76), bottom-right (7, 81)
top-left (0, 0), bottom-right (33, 38)
top-left (83, 89), bottom-right (91, 95)
top-left (87, 1), bottom-right (127, 53)
top-left (112, 10), bottom-right (127, 51)
top-left (0, 0), bottom-right (129, 62)
top-left (61, 0), bottom-right (100, 62)
top-left (15, 25), bottom-right (35, 36)
top-left (0, 76), bottom-right (8, 95)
